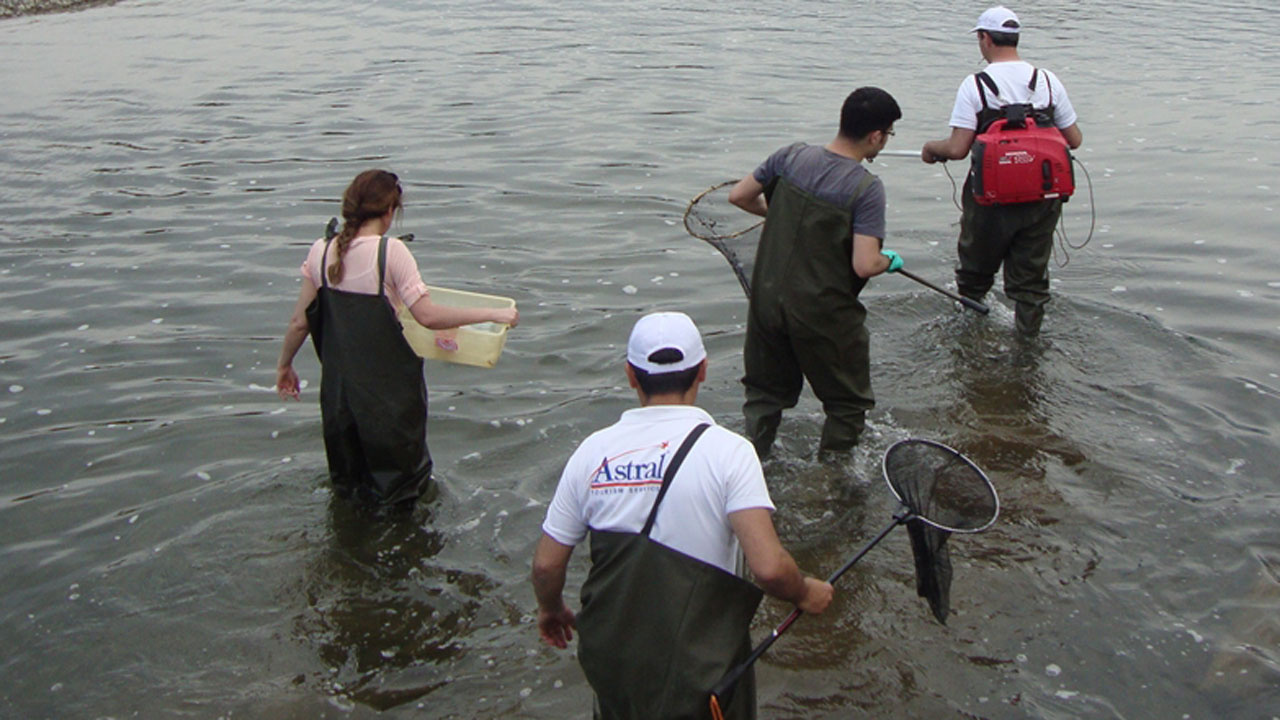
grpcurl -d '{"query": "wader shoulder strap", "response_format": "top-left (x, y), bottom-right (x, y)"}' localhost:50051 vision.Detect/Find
top-left (319, 239), bottom-right (333, 289)
top-left (974, 71), bottom-right (999, 112)
top-left (376, 235), bottom-right (389, 298)
top-left (1027, 67), bottom-right (1055, 125)
top-left (1026, 67), bottom-right (1054, 105)
top-left (640, 422), bottom-right (711, 537)
top-left (847, 172), bottom-right (876, 213)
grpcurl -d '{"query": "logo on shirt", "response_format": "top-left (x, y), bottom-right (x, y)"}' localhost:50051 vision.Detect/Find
top-left (589, 442), bottom-right (670, 489)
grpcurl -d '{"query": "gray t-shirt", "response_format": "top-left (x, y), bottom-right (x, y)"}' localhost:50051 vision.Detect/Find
top-left (752, 142), bottom-right (887, 239)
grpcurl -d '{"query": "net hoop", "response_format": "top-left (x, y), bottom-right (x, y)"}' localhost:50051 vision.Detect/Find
top-left (882, 438), bottom-right (1000, 534)
top-left (682, 180), bottom-right (763, 241)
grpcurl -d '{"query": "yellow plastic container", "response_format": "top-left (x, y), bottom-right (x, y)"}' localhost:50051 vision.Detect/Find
top-left (398, 286), bottom-right (515, 368)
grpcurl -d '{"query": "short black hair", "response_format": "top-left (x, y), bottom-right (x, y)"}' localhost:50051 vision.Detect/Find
top-left (983, 29), bottom-right (1020, 47)
top-left (839, 87), bottom-right (903, 140)
top-left (629, 348), bottom-right (700, 396)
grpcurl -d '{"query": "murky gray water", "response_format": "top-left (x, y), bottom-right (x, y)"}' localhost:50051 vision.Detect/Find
top-left (2, 1), bottom-right (1277, 718)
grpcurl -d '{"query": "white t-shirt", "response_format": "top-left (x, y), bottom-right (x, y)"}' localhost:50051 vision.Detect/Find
top-left (541, 405), bottom-right (774, 575)
top-left (948, 60), bottom-right (1078, 131)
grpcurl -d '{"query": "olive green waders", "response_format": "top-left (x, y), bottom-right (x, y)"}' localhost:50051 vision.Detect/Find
top-left (307, 236), bottom-right (434, 509)
top-left (576, 424), bottom-right (764, 720)
top-left (743, 175), bottom-right (876, 457)
top-left (956, 175), bottom-right (1063, 334)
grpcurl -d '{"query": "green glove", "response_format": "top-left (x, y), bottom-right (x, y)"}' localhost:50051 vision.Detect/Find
top-left (881, 249), bottom-right (903, 273)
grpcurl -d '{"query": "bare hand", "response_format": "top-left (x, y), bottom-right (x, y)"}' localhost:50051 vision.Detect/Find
top-left (496, 307), bottom-right (519, 328)
top-left (537, 604), bottom-right (576, 649)
top-left (797, 577), bottom-right (834, 615)
top-left (276, 365), bottom-right (300, 400)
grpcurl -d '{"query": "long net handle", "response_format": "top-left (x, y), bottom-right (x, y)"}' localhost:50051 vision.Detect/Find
top-left (709, 514), bottom-right (909, 716)
top-left (896, 269), bottom-right (989, 315)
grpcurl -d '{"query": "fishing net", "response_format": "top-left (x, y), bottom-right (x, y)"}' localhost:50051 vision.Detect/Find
top-left (883, 439), bottom-right (999, 623)
top-left (682, 180), bottom-right (761, 297)
top-left (709, 438), bottom-right (998, 717)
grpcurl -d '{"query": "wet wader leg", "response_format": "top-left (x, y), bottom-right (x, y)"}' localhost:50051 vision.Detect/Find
top-left (1002, 199), bottom-right (1062, 335)
top-left (321, 394), bottom-right (367, 499)
top-left (791, 317), bottom-right (873, 454)
top-left (742, 316), bottom-right (803, 459)
top-left (955, 178), bottom-right (1014, 303)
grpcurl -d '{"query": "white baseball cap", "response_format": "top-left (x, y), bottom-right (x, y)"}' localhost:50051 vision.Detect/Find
top-left (627, 312), bottom-right (706, 374)
top-left (971, 6), bottom-right (1021, 34)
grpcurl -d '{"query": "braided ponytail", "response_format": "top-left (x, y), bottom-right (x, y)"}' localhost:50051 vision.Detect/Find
top-left (328, 169), bottom-right (403, 285)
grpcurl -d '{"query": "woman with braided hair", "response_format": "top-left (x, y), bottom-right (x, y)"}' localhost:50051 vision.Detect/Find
top-left (275, 169), bottom-right (519, 511)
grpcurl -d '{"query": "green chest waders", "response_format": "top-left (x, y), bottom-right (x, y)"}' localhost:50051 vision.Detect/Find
top-left (576, 424), bottom-right (764, 720)
top-left (742, 175), bottom-right (877, 454)
top-left (306, 236), bottom-right (433, 507)
top-left (750, 175), bottom-right (873, 325)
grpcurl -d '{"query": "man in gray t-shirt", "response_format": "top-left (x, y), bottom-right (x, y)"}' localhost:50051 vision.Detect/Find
top-left (728, 87), bottom-right (905, 459)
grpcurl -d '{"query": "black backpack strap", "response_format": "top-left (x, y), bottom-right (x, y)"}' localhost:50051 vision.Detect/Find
top-left (1027, 68), bottom-right (1039, 91)
top-left (640, 423), bottom-right (712, 537)
top-left (376, 235), bottom-right (389, 298)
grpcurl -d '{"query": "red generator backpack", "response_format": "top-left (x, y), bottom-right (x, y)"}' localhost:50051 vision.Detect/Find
top-left (969, 69), bottom-right (1075, 206)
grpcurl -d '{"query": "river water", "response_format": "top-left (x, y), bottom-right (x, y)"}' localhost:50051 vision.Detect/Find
top-left (1, 1), bottom-right (1277, 718)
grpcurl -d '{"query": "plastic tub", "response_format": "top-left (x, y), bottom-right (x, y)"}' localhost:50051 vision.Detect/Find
top-left (398, 286), bottom-right (515, 368)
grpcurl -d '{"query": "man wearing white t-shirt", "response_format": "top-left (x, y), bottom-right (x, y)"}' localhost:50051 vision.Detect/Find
top-left (922, 6), bottom-right (1083, 334)
top-left (531, 311), bottom-right (833, 719)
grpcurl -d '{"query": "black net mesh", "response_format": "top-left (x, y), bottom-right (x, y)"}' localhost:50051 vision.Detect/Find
top-left (884, 439), bottom-right (997, 532)
top-left (683, 181), bottom-right (761, 296)
top-left (905, 519), bottom-right (952, 624)
top-left (883, 439), bottom-right (998, 624)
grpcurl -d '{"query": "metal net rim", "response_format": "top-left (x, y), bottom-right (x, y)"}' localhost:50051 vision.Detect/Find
top-left (881, 438), bottom-right (1000, 534)
top-left (682, 180), bottom-right (763, 241)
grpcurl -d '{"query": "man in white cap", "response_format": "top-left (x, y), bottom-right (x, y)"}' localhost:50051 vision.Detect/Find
top-left (921, 6), bottom-right (1083, 335)
top-left (531, 311), bottom-right (833, 720)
